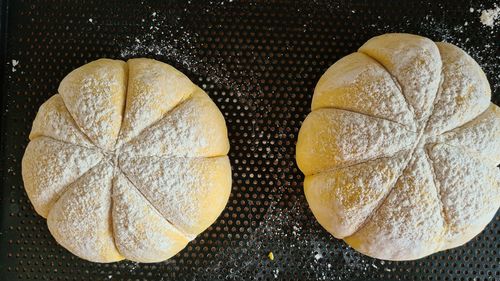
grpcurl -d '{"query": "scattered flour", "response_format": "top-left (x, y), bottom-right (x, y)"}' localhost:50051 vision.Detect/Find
top-left (479, 5), bottom-right (500, 27)
top-left (11, 59), bottom-right (19, 72)
top-left (118, 9), bottom-right (272, 121)
top-left (197, 200), bottom-right (376, 280)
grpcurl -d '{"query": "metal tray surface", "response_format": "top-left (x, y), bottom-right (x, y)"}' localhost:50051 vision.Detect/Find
top-left (0, 0), bottom-right (498, 280)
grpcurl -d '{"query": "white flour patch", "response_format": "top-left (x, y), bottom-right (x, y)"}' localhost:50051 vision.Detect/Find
top-left (314, 252), bottom-right (323, 260)
top-left (479, 5), bottom-right (500, 27)
top-left (11, 59), bottom-right (19, 72)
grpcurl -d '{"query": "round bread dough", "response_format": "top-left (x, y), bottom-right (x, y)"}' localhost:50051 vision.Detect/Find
top-left (296, 33), bottom-right (500, 261)
top-left (22, 58), bottom-right (231, 263)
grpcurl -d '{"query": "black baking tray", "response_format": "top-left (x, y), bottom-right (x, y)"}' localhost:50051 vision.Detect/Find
top-left (0, 0), bottom-right (498, 280)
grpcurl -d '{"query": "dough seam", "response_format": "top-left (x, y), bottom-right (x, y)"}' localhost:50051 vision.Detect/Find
top-left (430, 142), bottom-right (498, 167)
top-left (48, 158), bottom-right (106, 218)
top-left (343, 149), bottom-right (413, 238)
top-left (57, 91), bottom-right (105, 151)
top-left (29, 134), bottom-right (101, 153)
top-left (112, 62), bottom-right (129, 150)
top-left (115, 167), bottom-right (192, 241)
top-left (118, 88), bottom-right (197, 149)
top-left (436, 105), bottom-right (493, 138)
top-left (312, 106), bottom-right (417, 132)
top-left (357, 49), bottom-right (417, 125)
top-left (306, 148), bottom-right (412, 177)
top-left (423, 148), bottom-right (449, 241)
top-left (345, 45), bottom-right (445, 238)
top-left (109, 163), bottom-right (122, 257)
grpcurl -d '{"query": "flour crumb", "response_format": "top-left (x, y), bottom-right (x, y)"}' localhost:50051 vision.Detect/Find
top-left (469, 7), bottom-right (474, 13)
top-left (273, 268), bottom-right (279, 278)
top-left (314, 252), bottom-right (323, 260)
top-left (88, 18), bottom-right (93, 23)
top-left (479, 5), bottom-right (500, 27)
top-left (371, 264), bottom-right (378, 269)
top-left (11, 59), bottom-right (19, 72)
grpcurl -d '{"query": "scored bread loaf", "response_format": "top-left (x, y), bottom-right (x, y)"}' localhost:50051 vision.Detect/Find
top-left (22, 58), bottom-right (232, 263)
top-left (296, 33), bottom-right (500, 261)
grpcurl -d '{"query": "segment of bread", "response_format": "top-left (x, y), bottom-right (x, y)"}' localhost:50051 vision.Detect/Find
top-left (121, 88), bottom-right (229, 159)
top-left (426, 42), bottom-right (491, 135)
top-left (439, 104), bottom-right (500, 166)
top-left (47, 162), bottom-right (123, 263)
top-left (118, 58), bottom-right (196, 144)
top-left (426, 143), bottom-right (500, 250)
top-left (118, 155), bottom-right (231, 237)
top-left (29, 94), bottom-right (94, 147)
top-left (359, 33), bottom-right (442, 124)
top-left (22, 137), bottom-right (103, 217)
top-left (344, 150), bottom-right (446, 261)
top-left (58, 59), bottom-right (127, 150)
top-left (112, 172), bottom-right (189, 263)
top-left (296, 108), bottom-right (417, 176)
top-left (312, 52), bottom-right (415, 131)
top-left (304, 150), bottom-right (408, 238)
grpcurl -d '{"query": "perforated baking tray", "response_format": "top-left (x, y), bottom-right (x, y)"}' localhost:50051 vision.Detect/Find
top-left (0, 0), bottom-right (498, 280)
